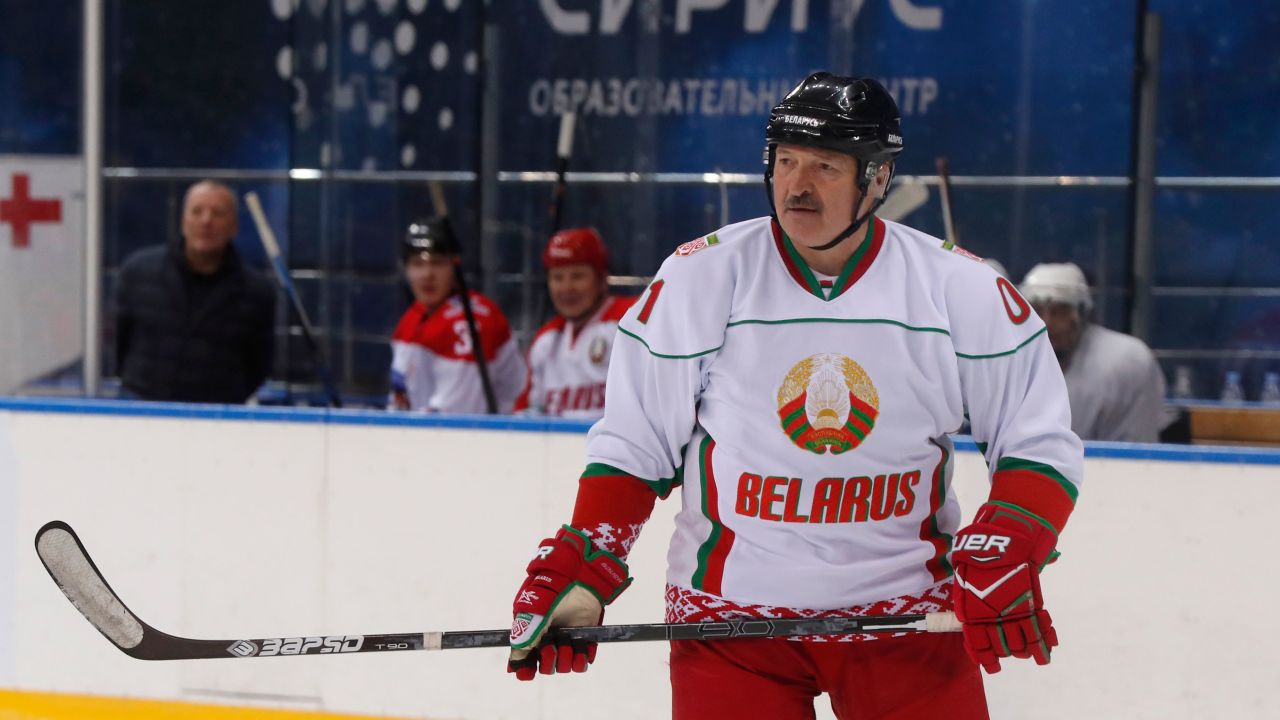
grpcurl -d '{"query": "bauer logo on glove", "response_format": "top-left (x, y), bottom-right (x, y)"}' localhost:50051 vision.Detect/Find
top-left (955, 533), bottom-right (1011, 554)
top-left (951, 502), bottom-right (1059, 674)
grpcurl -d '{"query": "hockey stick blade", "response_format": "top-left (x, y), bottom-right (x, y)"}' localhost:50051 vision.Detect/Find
top-left (877, 181), bottom-right (929, 223)
top-left (35, 521), bottom-right (958, 661)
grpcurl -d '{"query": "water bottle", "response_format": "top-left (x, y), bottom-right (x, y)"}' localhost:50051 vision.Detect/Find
top-left (1220, 370), bottom-right (1245, 404)
top-left (1170, 365), bottom-right (1194, 401)
top-left (1261, 372), bottom-right (1280, 406)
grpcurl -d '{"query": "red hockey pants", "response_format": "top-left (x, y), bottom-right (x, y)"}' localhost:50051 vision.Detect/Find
top-left (670, 632), bottom-right (988, 720)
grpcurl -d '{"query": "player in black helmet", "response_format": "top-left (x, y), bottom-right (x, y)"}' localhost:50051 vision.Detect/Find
top-left (388, 217), bottom-right (525, 414)
top-left (403, 218), bottom-right (460, 258)
top-left (399, 219), bottom-right (464, 335)
top-left (764, 72), bottom-right (904, 267)
top-left (506, 72), bottom-right (1080, 720)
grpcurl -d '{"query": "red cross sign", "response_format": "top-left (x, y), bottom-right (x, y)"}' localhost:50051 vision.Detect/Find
top-left (1, 173), bottom-right (63, 248)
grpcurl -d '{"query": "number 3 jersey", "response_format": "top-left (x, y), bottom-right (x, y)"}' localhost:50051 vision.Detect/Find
top-left (389, 292), bottom-right (526, 414)
top-left (581, 216), bottom-right (1083, 610)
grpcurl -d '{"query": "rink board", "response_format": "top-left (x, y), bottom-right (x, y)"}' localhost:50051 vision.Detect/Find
top-left (0, 398), bottom-right (1277, 719)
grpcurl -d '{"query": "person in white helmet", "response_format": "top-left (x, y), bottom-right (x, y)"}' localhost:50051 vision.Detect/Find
top-left (1020, 262), bottom-right (1167, 442)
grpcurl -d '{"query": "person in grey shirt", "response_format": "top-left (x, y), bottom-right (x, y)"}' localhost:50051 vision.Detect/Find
top-left (1020, 262), bottom-right (1167, 442)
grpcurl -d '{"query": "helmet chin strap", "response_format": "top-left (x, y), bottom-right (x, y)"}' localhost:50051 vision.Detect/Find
top-left (808, 161), bottom-right (893, 252)
top-left (765, 149), bottom-right (892, 253)
top-left (810, 189), bottom-right (873, 251)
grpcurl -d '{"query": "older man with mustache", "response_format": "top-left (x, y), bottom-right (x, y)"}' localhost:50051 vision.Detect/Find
top-left (505, 73), bottom-right (1083, 720)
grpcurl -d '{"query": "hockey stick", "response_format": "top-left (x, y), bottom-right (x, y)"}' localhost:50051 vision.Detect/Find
top-left (427, 182), bottom-right (498, 414)
top-left (532, 112), bottom-right (577, 327)
top-left (35, 520), bottom-right (960, 661)
top-left (243, 192), bottom-right (342, 408)
top-left (547, 111), bottom-right (576, 238)
top-left (876, 180), bottom-right (929, 223)
top-left (935, 157), bottom-right (959, 250)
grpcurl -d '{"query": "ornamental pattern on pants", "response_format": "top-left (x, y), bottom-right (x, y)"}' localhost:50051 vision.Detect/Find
top-left (664, 582), bottom-right (952, 642)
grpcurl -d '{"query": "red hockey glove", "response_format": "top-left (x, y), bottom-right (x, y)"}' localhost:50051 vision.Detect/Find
top-left (951, 502), bottom-right (1059, 674)
top-left (508, 525), bottom-right (631, 681)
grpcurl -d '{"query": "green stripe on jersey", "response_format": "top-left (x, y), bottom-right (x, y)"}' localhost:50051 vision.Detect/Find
top-left (617, 326), bottom-right (722, 360)
top-left (691, 435), bottom-right (721, 590)
top-left (995, 456), bottom-right (1079, 503)
top-left (955, 327), bottom-right (1047, 360)
top-left (727, 317), bottom-right (949, 335)
top-left (581, 461), bottom-right (683, 498)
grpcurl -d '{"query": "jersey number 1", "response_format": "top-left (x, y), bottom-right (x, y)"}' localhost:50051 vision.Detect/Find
top-left (637, 279), bottom-right (664, 324)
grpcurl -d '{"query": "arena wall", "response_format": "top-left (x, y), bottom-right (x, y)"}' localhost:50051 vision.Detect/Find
top-left (0, 398), bottom-right (1276, 719)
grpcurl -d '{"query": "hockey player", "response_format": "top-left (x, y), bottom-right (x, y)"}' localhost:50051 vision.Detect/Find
top-left (1020, 262), bottom-right (1167, 442)
top-left (513, 228), bottom-right (636, 419)
top-left (389, 219), bottom-right (525, 414)
top-left (506, 73), bottom-right (1083, 719)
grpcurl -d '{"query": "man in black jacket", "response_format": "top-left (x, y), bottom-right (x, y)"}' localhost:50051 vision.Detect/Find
top-left (115, 180), bottom-right (276, 403)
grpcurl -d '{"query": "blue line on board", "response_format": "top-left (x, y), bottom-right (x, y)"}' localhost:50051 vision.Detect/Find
top-left (2, 396), bottom-right (1278, 466)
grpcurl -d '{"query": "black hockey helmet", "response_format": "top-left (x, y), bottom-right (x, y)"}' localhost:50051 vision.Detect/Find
top-left (402, 218), bottom-right (459, 260)
top-left (765, 72), bottom-right (903, 170)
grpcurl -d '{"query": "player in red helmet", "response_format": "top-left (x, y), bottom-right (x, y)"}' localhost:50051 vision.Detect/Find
top-left (514, 228), bottom-right (636, 419)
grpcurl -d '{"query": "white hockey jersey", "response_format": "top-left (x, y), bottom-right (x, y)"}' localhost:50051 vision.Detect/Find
top-left (1063, 323), bottom-right (1167, 442)
top-left (389, 293), bottom-right (526, 414)
top-left (515, 295), bottom-right (636, 419)
top-left (585, 216), bottom-right (1083, 609)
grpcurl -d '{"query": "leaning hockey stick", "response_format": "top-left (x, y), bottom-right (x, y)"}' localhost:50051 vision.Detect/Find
top-left (427, 182), bottom-right (498, 414)
top-left (935, 157), bottom-right (960, 250)
top-left (243, 192), bottom-right (342, 408)
top-left (547, 111), bottom-right (576, 238)
top-left (532, 112), bottom-right (578, 326)
top-left (36, 521), bottom-right (959, 661)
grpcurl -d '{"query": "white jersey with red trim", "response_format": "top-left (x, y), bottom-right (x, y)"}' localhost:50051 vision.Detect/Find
top-left (389, 292), bottom-right (526, 414)
top-left (515, 295), bottom-right (636, 419)
top-left (586, 215), bottom-right (1083, 609)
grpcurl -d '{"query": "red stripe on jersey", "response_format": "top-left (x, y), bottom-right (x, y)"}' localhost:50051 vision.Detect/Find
top-left (692, 438), bottom-right (735, 596)
top-left (919, 441), bottom-right (953, 582)
top-left (771, 219), bottom-right (812, 290)
top-left (830, 216), bottom-right (885, 297)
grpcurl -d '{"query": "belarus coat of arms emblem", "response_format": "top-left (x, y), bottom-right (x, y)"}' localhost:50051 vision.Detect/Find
top-left (776, 353), bottom-right (879, 455)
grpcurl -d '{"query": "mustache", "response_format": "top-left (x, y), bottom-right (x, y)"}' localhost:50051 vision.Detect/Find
top-left (784, 194), bottom-right (821, 211)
